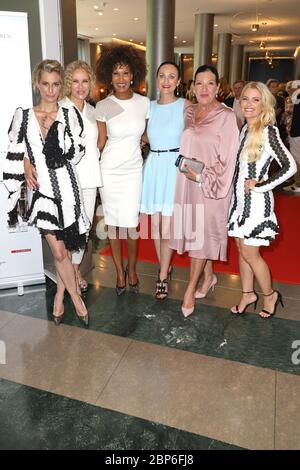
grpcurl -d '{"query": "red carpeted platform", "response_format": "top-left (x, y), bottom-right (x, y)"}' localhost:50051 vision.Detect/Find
top-left (99, 194), bottom-right (300, 285)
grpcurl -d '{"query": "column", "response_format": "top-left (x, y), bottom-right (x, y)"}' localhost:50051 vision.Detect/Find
top-left (295, 47), bottom-right (300, 79)
top-left (217, 33), bottom-right (232, 81)
top-left (146, 0), bottom-right (175, 100)
top-left (193, 13), bottom-right (214, 74)
top-left (60, 0), bottom-right (78, 65)
top-left (229, 44), bottom-right (244, 84)
top-left (39, 0), bottom-right (62, 61)
top-left (242, 51), bottom-right (250, 81)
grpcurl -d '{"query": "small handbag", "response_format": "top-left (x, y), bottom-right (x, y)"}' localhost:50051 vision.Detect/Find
top-left (175, 154), bottom-right (204, 174)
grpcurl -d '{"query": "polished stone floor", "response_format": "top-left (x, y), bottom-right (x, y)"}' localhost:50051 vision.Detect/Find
top-left (0, 252), bottom-right (300, 450)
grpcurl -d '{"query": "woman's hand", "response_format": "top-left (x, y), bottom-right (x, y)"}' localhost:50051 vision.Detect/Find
top-left (24, 158), bottom-right (39, 190)
top-left (184, 165), bottom-right (200, 182)
top-left (244, 178), bottom-right (257, 193)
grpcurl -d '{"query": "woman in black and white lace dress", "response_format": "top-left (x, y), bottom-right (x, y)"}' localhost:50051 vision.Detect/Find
top-left (3, 59), bottom-right (90, 325)
top-left (228, 81), bottom-right (296, 318)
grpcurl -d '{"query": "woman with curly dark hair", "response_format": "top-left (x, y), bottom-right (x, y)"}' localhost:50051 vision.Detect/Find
top-left (95, 45), bottom-right (150, 295)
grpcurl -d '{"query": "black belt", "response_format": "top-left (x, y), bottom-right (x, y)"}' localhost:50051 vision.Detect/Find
top-left (150, 147), bottom-right (179, 155)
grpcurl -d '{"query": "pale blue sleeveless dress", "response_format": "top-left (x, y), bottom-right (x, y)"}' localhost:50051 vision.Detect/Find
top-left (141, 98), bottom-right (185, 216)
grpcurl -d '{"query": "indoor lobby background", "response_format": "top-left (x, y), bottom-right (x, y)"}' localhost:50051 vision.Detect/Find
top-left (0, 0), bottom-right (300, 451)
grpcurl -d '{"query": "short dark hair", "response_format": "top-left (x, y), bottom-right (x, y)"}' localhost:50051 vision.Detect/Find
top-left (95, 45), bottom-right (147, 88)
top-left (156, 61), bottom-right (180, 77)
top-left (194, 65), bottom-right (219, 83)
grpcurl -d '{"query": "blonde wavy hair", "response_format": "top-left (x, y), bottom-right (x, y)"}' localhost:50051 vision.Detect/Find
top-left (240, 81), bottom-right (276, 162)
top-left (32, 59), bottom-right (63, 96)
top-left (63, 60), bottom-right (96, 100)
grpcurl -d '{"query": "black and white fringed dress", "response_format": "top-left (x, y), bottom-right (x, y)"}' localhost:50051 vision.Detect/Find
top-left (228, 124), bottom-right (297, 246)
top-left (3, 106), bottom-right (90, 252)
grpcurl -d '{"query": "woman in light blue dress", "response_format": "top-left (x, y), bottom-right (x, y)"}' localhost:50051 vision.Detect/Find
top-left (141, 62), bottom-right (186, 299)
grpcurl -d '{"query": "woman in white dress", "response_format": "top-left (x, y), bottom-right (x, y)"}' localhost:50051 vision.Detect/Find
top-left (60, 60), bottom-right (103, 293)
top-left (95, 45), bottom-right (150, 295)
top-left (3, 60), bottom-right (90, 325)
top-left (228, 82), bottom-right (297, 317)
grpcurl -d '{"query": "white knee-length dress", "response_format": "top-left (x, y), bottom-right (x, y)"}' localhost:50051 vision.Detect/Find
top-left (96, 93), bottom-right (150, 228)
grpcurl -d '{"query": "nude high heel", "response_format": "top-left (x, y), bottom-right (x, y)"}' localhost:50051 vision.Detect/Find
top-left (53, 295), bottom-right (64, 326)
top-left (195, 274), bottom-right (217, 299)
top-left (181, 304), bottom-right (195, 318)
top-left (74, 296), bottom-right (89, 326)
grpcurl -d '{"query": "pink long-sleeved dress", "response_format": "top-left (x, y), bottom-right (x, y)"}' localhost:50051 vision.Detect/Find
top-left (169, 103), bottom-right (239, 261)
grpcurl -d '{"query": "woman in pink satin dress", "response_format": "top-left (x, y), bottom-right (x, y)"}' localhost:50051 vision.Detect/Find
top-left (169, 65), bottom-right (239, 317)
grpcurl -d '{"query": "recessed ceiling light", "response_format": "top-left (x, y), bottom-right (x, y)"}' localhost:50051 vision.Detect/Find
top-left (94, 5), bottom-right (99, 10)
top-left (98, 11), bottom-right (103, 16)
top-left (214, 24), bottom-right (218, 27)
top-left (134, 17), bottom-right (139, 21)
top-left (112, 33), bottom-right (116, 36)
top-left (174, 35), bottom-right (177, 39)
top-left (113, 7), bottom-right (119, 11)
top-left (129, 39), bottom-right (133, 42)
top-left (95, 27), bottom-right (99, 30)
top-left (140, 42), bottom-right (144, 45)
top-left (182, 40), bottom-right (186, 43)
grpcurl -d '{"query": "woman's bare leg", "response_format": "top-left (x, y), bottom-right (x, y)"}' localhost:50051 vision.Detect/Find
top-left (239, 240), bottom-right (278, 316)
top-left (108, 226), bottom-right (126, 287)
top-left (196, 260), bottom-right (215, 294)
top-left (232, 238), bottom-right (257, 312)
top-left (126, 228), bottom-right (138, 285)
top-left (45, 234), bottom-right (87, 317)
top-left (151, 213), bottom-right (161, 263)
top-left (183, 257), bottom-right (206, 309)
top-left (159, 215), bottom-right (173, 281)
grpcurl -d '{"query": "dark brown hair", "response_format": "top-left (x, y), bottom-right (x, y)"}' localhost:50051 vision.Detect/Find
top-left (95, 45), bottom-right (147, 88)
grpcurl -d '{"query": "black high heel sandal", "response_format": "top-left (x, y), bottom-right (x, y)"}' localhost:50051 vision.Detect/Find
top-left (126, 266), bottom-right (140, 294)
top-left (259, 290), bottom-right (284, 318)
top-left (231, 290), bottom-right (259, 314)
top-left (155, 278), bottom-right (168, 300)
top-left (116, 269), bottom-right (127, 296)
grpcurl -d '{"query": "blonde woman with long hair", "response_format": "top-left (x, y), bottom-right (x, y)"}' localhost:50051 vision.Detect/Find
top-left (60, 60), bottom-right (103, 293)
top-left (228, 81), bottom-right (296, 317)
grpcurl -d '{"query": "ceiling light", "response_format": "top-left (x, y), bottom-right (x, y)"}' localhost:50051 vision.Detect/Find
top-left (214, 24), bottom-right (218, 27)
top-left (251, 24), bottom-right (259, 31)
top-left (140, 42), bottom-right (144, 45)
top-left (94, 5), bottom-right (99, 10)
top-left (112, 33), bottom-right (116, 36)
top-left (133, 17), bottom-right (139, 21)
top-left (113, 8), bottom-right (119, 11)
top-left (182, 40), bottom-right (186, 43)
top-left (174, 35), bottom-right (177, 39)
top-left (98, 11), bottom-right (103, 16)
top-left (129, 39), bottom-right (133, 42)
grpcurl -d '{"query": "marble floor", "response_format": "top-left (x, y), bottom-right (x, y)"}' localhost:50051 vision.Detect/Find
top-left (0, 251), bottom-right (300, 450)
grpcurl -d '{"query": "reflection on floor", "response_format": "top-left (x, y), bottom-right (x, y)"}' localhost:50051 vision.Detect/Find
top-left (0, 255), bottom-right (299, 450)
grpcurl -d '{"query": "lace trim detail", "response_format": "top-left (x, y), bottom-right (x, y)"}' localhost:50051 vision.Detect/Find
top-left (247, 220), bottom-right (279, 240)
top-left (65, 161), bottom-right (81, 220)
top-left (6, 152), bottom-right (24, 161)
top-left (228, 130), bottom-right (247, 223)
top-left (3, 172), bottom-right (24, 182)
top-left (264, 192), bottom-right (272, 218)
top-left (53, 221), bottom-right (87, 252)
top-left (7, 206), bottom-right (18, 227)
top-left (255, 126), bottom-right (292, 189)
top-left (237, 160), bottom-right (257, 227)
top-left (27, 191), bottom-right (64, 228)
top-left (43, 122), bottom-right (66, 169)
